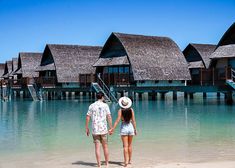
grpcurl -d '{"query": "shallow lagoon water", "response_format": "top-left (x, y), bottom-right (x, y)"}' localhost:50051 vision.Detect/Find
top-left (0, 93), bottom-right (235, 163)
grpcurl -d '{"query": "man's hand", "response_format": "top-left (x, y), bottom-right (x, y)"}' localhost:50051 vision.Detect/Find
top-left (86, 128), bottom-right (90, 136)
top-left (108, 128), bottom-right (114, 135)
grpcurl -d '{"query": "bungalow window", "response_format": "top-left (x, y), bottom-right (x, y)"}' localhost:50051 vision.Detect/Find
top-left (124, 67), bottom-right (129, 73)
top-left (140, 80), bottom-right (145, 84)
top-left (103, 67), bottom-right (108, 73)
top-left (119, 66), bottom-right (124, 73)
top-left (168, 80), bottom-right (173, 83)
top-left (155, 80), bottom-right (159, 83)
top-left (181, 80), bottom-right (185, 83)
top-left (113, 67), bottom-right (118, 73)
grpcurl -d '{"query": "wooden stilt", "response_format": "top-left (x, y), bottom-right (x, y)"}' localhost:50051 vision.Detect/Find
top-left (173, 91), bottom-right (177, 100)
top-left (203, 92), bottom-right (207, 99)
top-left (189, 93), bottom-right (194, 99)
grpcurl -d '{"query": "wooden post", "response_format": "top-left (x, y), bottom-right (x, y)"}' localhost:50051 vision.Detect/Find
top-left (173, 91), bottom-right (177, 100)
top-left (92, 92), bottom-right (95, 99)
top-left (225, 67), bottom-right (228, 80)
top-left (200, 68), bottom-right (203, 86)
top-left (189, 93), bottom-right (194, 99)
top-left (203, 92), bottom-right (207, 99)
top-left (225, 92), bottom-right (233, 105)
top-left (151, 91), bottom-right (156, 100)
top-left (212, 68), bottom-right (215, 86)
top-left (160, 92), bottom-right (165, 100)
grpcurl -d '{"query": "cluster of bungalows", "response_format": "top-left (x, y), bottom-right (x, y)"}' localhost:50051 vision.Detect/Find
top-left (0, 23), bottom-right (235, 102)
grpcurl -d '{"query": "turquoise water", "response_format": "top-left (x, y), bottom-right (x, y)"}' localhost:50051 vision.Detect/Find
top-left (1, 94), bottom-right (235, 162)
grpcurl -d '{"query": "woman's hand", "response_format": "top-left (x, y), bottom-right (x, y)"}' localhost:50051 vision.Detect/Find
top-left (134, 129), bottom-right (137, 135)
top-left (109, 128), bottom-right (114, 135)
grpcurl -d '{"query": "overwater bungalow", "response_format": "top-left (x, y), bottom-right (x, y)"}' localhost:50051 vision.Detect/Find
top-left (93, 32), bottom-right (191, 87)
top-left (208, 23), bottom-right (235, 88)
top-left (183, 43), bottom-right (216, 85)
top-left (36, 44), bottom-right (102, 89)
top-left (12, 52), bottom-right (42, 88)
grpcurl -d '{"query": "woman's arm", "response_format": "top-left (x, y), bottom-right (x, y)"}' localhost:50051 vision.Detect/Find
top-left (109, 109), bottom-right (122, 133)
top-left (131, 108), bottom-right (137, 135)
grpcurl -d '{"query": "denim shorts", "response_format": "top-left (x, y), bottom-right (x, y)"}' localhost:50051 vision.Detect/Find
top-left (120, 122), bottom-right (135, 136)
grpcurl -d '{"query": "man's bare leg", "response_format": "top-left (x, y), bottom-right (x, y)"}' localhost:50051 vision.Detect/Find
top-left (102, 140), bottom-right (109, 167)
top-left (95, 142), bottom-right (101, 167)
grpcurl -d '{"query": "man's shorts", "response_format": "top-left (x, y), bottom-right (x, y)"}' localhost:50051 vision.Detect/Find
top-left (92, 134), bottom-right (108, 144)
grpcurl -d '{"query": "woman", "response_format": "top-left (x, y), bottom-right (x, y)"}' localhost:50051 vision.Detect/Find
top-left (109, 97), bottom-right (137, 167)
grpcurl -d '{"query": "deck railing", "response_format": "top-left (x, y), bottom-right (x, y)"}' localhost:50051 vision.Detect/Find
top-left (101, 73), bottom-right (132, 86)
top-left (8, 78), bottom-right (28, 88)
top-left (189, 67), bottom-right (232, 86)
top-left (79, 74), bottom-right (96, 87)
top-left (35, 77), bottom-right (57, 87)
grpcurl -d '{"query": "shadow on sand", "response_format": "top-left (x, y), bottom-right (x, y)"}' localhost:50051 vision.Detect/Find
top-left (72, 161), bottom-right (123, 167)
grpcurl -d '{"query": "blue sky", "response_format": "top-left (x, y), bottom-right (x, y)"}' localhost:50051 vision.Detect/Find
top-left (0, 0), bottom-right (235, 63)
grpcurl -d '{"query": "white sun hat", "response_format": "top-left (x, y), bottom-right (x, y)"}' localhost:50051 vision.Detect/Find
top-left (118, 96), bottom-right (132, 109)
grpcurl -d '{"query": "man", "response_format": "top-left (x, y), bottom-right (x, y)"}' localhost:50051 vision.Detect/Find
top-left (86, 91), bottom-right (112, 168)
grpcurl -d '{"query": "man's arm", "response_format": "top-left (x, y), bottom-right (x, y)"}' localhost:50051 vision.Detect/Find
top-left (107, 114), bottom-right (112, 130)
top-left (85, 115), bottom-right (90, 136)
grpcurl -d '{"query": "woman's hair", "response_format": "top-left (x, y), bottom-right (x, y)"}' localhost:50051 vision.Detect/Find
top-left (121, 108), bottom-right (132, 123)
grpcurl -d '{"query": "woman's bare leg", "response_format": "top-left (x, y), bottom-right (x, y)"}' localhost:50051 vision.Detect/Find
top-left (128, 136), bottom-right (133, 164)
top-left (121, 135), bottom-right (129, 167)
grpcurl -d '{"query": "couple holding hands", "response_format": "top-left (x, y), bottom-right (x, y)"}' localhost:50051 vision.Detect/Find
top-left (86, 92), bottom-right (137, 168)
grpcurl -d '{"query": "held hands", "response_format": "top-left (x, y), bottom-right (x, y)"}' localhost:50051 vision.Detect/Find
top-left (108, 128), bottom-right (114, 135)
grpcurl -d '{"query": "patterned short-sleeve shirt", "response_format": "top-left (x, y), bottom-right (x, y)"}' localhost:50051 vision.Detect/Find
top-left (87, 100), bottom-right (111, 135)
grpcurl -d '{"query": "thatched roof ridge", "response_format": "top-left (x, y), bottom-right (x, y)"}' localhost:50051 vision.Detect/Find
top-left (210, 44), bottom-right (235, 59)
top-left (188, 61), bottom-right (204, 69)
top-left (183, 43), bottom-right (216, 68)
top-left (99, 32), bottom-right (191, 80)
top-left (217, 23), bottom-right (235, 47)
top-left (93, 55), bottom-right (129, 67)
top-left (43, 44), bottom-right (102, 83)
top-left (17, 52), bottom-right (42, 78)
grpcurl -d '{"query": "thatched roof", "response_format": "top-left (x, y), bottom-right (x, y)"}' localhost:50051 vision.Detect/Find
top-left (41, 44), bottom-right (102, 83)
top-left (97, 32), bottom-right (191, 80)
top-left (188, 61), bottom-right (204, 69)
top-left (210, 44), bottom-right (235, 59)
top-left (16, 52), bottom-right (42, 78)
top-left (183, 43), bottom-right (216, 68)
top-left (217, 23), bottom-right (235, 47)
top-left (0, 63), bottom-right (5, 78)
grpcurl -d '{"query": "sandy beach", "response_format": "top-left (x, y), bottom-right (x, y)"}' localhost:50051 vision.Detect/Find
top-left (1, 146), bottom-right (235, 168)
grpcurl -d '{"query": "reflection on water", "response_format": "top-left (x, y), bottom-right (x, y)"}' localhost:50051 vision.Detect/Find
top-left (0, 94), bottom-right (235, 161)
